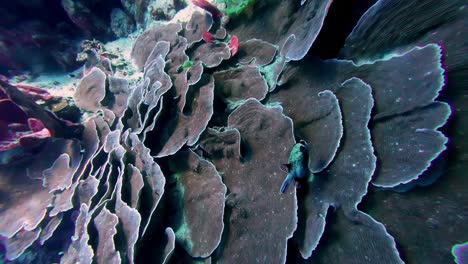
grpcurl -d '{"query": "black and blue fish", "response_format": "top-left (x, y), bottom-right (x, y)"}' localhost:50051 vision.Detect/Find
top-left (280, 140), bottom-right (313, 193)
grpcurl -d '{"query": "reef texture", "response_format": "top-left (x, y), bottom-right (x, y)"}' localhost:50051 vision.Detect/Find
top-left (0, 0), bottom-right (460, 263)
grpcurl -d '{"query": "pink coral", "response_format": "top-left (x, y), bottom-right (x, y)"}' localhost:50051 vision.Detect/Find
top-left (202, 32), bottom-right (215, 43)
top-left (228, 35), bottom-right (239, 56)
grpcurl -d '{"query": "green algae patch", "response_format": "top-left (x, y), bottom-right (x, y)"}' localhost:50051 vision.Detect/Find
top-left (216, 0), bottom-right (256, 16)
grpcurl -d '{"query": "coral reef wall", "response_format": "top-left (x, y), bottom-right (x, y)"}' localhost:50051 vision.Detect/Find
top-left (0, 0), bottom-right (466, 263)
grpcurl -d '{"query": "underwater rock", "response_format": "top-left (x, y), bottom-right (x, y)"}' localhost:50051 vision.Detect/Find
top-left (121, 0), bottom-right (149, 27)
top-left (0, 17), bottom-right (81, 74)
top-left (61, 0), bottom-right (111, 37)
top-left (0, 100), bottom-right (51, 163)
top-left (121, 0), bottom-right (181, 29)
top-left (110, 8), bottom-right (136, 38)
top-left (0, 80), bottom-right (81, 139)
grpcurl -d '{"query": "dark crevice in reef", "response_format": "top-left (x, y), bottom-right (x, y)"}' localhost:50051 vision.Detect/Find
top-left (285, 175), bottom-right (310, 264)
top-left (307, 0), bottom-right (379, 59)
top-left (303, 206), bottom-right (339, 264)
top-left (87, 209), bottom-right (100, 263)
top-left (286, 170), bottom-right (332, 264)
top-left (144, 92), bottom-right (180, 156)
top-left (211, 190), bottom-right (233, 263)
top-left (173, 0), bottom-right (187, 11)
top-left (135, 156), bottom-right (173, 263)
top-left (286, 206), bottom-right (337, 264)
top-left (167, 243), bottom-right (197, 264)
top-left (207, 94), bottom-right (230, 128)
top-left (114, 221), bottom-right (130, 264)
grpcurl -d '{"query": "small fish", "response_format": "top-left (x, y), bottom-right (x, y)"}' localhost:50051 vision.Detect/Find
top-left (202, 32), bottom-right (215, 43)
top-left (280, 140), bottom-right (310, 193)
top-left (228, 35), bottom-right (239, 56)
top-left (182, 60), bottom-right (195, 69)
top-left (177, 60), bottom-right (195, 73)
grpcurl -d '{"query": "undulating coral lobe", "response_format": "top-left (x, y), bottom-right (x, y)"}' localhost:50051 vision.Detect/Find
top-left (452, 242), bottom-right (468, 264)
top-left (0, 0), bottom-right (464, 263)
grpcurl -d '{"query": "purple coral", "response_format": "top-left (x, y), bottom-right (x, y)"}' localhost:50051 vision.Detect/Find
top-left (452, 242), bottom-right (468, 264)
top-left (0, 0), bottom-right (463, 263)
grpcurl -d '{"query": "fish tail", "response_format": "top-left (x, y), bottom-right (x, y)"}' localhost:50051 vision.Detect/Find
top-left (280, 176), bottom-right (293, 193)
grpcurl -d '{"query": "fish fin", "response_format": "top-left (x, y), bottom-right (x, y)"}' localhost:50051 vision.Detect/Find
top-left (280, 163), bottom-right (291, 172)
top-left (280, 175), bottom-right (293, 193)
top-left (295, 181), bottom-right (302, 189)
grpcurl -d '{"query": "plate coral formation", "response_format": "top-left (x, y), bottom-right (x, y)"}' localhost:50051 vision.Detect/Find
top-left (0, 0), bottom-right (465, 263)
